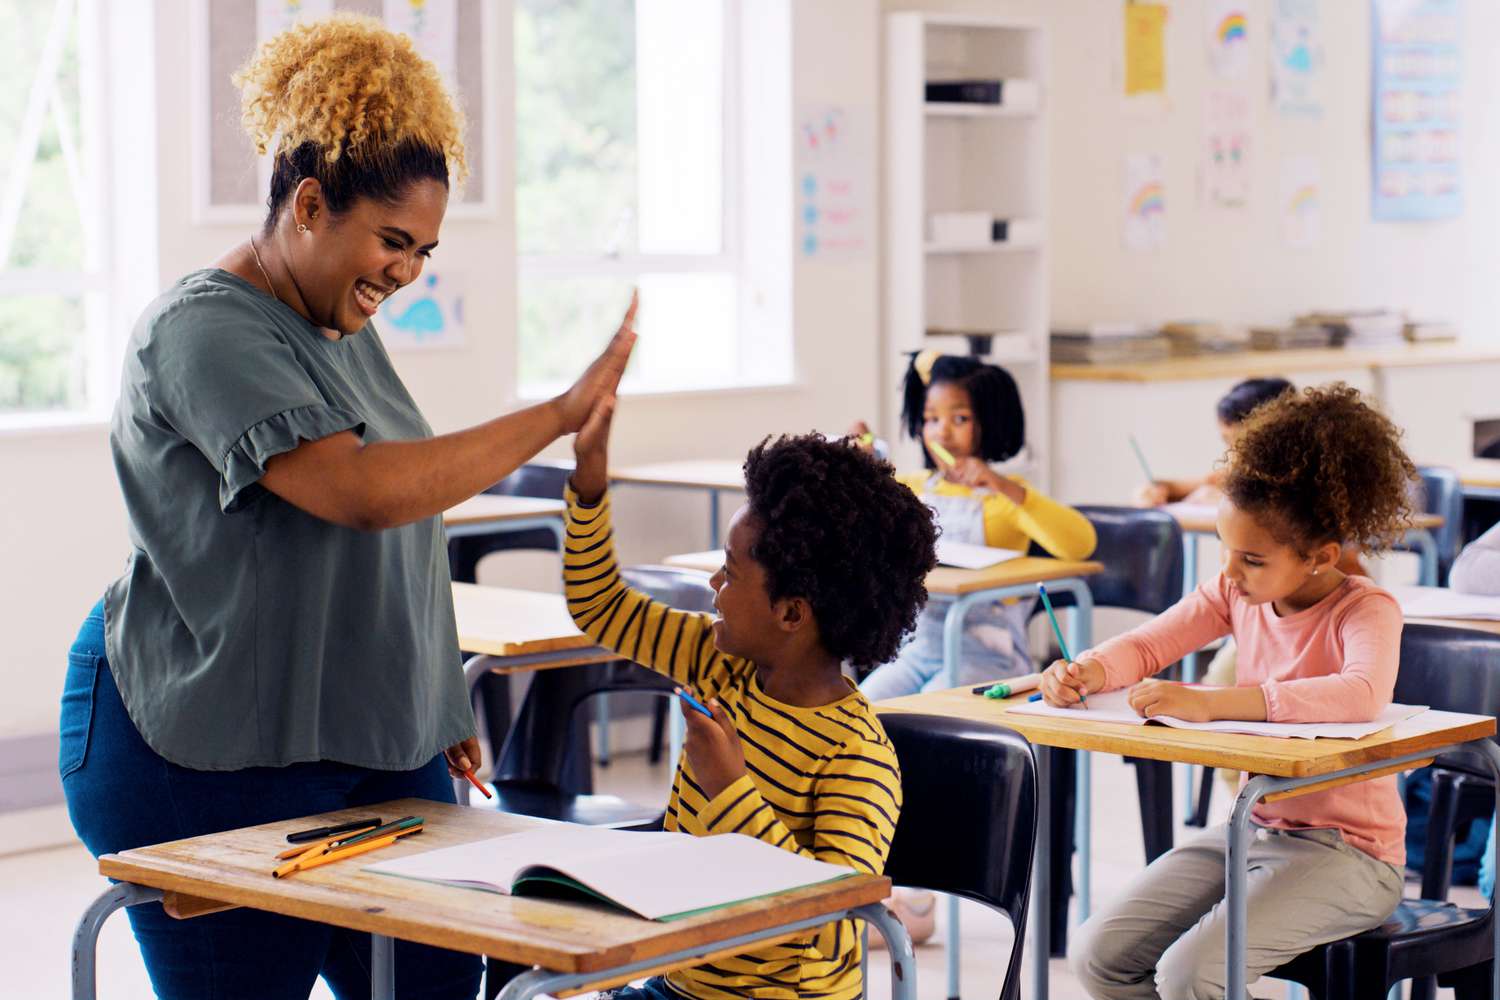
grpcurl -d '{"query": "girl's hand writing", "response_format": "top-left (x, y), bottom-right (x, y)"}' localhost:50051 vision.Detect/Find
top-left (1040, 658), bottom-right (1105, 708)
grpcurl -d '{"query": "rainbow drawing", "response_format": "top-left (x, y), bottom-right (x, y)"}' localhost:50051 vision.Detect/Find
top-left (1130, 182), bottom-right (1165, 218)
top-left (1288, 185), bottom-right (1318, 215)
top-left (1217, 12), bottom-right (1248, 45)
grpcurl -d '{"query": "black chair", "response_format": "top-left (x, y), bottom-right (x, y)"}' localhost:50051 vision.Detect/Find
top-left (450, 461), bottom-right (575, 754)
top-left (1269, 623), bottom-right (1500, 1000)
top-left (882, 713), bottom-right (1038, 1000)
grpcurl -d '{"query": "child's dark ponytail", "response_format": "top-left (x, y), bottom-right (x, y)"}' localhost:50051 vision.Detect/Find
top-left (900, 351), bottom-right (1026, 469)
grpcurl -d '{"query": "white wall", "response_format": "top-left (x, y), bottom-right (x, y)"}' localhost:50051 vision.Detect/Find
top-left (0, 0), bottom-right (880, 741)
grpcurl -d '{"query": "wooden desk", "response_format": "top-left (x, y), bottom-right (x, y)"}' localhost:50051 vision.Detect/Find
top-left (443, 495), bottom-right (567, 541)
top-left (610, 461), bottom-right (745, 548)
top-left (1389, 583), bottom-right (1500, 636)
top-left (878, 687), bottom-right (1500, 1000)
top-left (665, 550), bottom-right (1106, 597)
top-left (77, 799), bottom-right (914, 1000)
top-left (451, 583), bottom-right (614, 669)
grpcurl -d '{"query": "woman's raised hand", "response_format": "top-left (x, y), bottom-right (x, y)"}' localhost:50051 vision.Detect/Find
top-left (553, 290), bottom-right (638, 434)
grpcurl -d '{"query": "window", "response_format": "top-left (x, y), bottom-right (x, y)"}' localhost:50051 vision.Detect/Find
top-left (0, 0), bottom-right (151, 425)
top-left (515, 0), bottom-right (789, 398)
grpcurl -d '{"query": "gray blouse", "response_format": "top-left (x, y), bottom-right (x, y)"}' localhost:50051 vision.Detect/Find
top-left (105, 269), bottom-right (473, 771)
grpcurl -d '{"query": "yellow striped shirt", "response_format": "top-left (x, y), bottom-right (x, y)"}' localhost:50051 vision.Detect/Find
top-left (563, 487), bottom-right (902, 1000)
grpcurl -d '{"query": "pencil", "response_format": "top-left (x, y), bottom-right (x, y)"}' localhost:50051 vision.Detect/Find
top-left (274, 823), bottom-right (379, 861)
top-left (1037, 583), bottom-right (1086, 708)
top-left (1128, 434), bottom-right (1155, 485)
top-left (273, 827), bottom-right (421, 878)
top-left (462, 767), bottom-right (493, 800)
top-left (927, 438), bottom-right (956, 466)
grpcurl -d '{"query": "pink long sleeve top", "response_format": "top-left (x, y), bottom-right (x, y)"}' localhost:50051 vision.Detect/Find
top-left (1084, 573), bottom-right (1406, 866)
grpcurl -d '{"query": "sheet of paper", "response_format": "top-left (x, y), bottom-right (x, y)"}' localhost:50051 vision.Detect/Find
top-left (936, 540), bottom-right (1023, 570)
top-left (1006, 687), bottom-right (1428, 740)
top-left (1124, 2), bottom-right (1168, 97)
top-left (1123, 152), bottom-right (1166, 252)
top-left (366, 826), bottom-right (855, 921)
top-left (1389, 585), bottom-right (1500, 622)
top-left (1162, 501), bottom-right (1220, 523)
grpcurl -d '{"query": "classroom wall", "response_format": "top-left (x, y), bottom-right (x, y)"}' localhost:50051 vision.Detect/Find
top-left (0, 0), bottom-right (880, 772)
top-left (883, 0), bottom-right (1500, 343)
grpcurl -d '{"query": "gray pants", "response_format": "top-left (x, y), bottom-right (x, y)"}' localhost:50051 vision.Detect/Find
top-left (1072, 823), bottom-right (1403, 1000)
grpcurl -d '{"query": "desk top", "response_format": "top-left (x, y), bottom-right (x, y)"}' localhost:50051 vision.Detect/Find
top-left (1163, 504), bottom-right (1443, 535)
top-left (610, 461), bottom-right (746, 491)
top-left (1051, 344), bottom-right (1500, 384)
top-left (444, 495), bottom-right (566, 527)
top-left (1453, 459), bottom-right (1500, 490)
top-left (664, 551), bottom-right (1103, 596)
top-left (99, 799), bottom-right (889, 976)
top-left (876, 687), bottom-right (1493, 778)
top-left (452, 584), bottom-right (614, 668)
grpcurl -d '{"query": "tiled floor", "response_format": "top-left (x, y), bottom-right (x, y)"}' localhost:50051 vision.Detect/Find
top-left (3, 748), bottom-right (1471, 999)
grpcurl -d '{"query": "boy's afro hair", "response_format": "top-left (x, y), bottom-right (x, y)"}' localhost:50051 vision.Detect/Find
top-left (743, 433), bottom-right (938, 668)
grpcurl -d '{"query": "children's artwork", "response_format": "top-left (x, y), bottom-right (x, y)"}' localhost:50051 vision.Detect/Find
top-left (256, 0), bottom-right (335, 44)
top-left (1124, 2), bottom-right (1168, 97)
top-left (377, 271), bottom-right (465, 350)
top-left (383, 0), bottom-right (458, 87)
top-left (1371, 0), bottom-right (1462, 221)
top-left (794, 105), bottom-right (869, 258)
top-left (1271, 0), bottom-right (1324, 117)
top-left (1123, 153), bottom-right (1166, 251)
top-left (1206, 0), bottom-right (1251, 78)
top-left (1201, 90), bottom-right (1251, 207)
top-left (1280, 154), bottom-right (1321, 248)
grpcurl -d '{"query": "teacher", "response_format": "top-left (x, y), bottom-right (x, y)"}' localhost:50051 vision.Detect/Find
top-left (58, 14), bottom-right (632, 999)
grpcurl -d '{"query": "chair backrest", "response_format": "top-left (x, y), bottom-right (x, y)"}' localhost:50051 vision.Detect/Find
top-left (1394, 623), bottom-right (1500, 774)
top-left (486, 459), bottom-right (576, 501)
top-left (621, 565), bottom-right (718, 613)
top-left (1033, 506), bottom-right (1184, 616)
top-left (882, 713), bottom-right (1036, 1000)
top-left (1416, 466), bottom-right (1466, 584)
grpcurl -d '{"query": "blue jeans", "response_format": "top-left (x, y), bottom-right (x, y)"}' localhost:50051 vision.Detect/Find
top-left (60, 599), bottom-right (482, 1000)
top-left (603, 977), bottom-right (691, 1000)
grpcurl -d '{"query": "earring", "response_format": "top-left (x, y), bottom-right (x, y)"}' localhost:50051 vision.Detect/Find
top-left (296, 223), bottom-right (309, 234)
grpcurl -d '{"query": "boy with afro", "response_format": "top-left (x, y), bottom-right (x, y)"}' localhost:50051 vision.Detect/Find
top-left (563, 397), bottom-right (938, 1000)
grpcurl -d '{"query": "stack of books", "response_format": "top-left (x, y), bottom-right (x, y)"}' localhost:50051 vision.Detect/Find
top-left (1296, 310), bottom-right (1407, 348)
top-left (1249, 324), bottom-right (1335, 351)
top-left (1160, 321), bottom-right (1249, 356)
top-left (1404, 320), bottom-right (1459, 344)
top-left (1050, 324), bottom-right (1171, 365)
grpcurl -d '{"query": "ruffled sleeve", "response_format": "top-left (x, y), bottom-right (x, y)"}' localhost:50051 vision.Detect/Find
top-left (220, 404), bottom-right (365, 512)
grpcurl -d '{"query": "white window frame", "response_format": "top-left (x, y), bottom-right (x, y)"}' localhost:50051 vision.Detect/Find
top-left (517, 0), bottom-right (781, 400)
top-left (0, 0), bottom-right (156, 433)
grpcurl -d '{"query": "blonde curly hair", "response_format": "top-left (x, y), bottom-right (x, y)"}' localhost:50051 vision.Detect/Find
top-left (1224, 383), bottom-right (1418, 554)
top-left (234, 13), bottom-right (466, 225)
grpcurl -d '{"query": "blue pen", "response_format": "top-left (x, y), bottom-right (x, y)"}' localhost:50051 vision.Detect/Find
top-left (675, 686), bottom-right (715, 719)
top-left (1037, 583), bottom-right (1087, 708)
top-left (1028, 692), bottom-right (1044, 702)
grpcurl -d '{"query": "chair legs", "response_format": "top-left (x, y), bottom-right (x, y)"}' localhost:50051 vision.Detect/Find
top-left (1129, 757), bottom-right (1174, 864)
top-left (1189, 764), bottom-right (1215, 828)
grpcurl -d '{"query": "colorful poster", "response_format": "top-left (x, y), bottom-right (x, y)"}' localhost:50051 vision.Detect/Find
top-left (1280, 155), bottom-right (1321, 248)
top-left (378, 271), bottom-right (465, 350)
top-left (1124, 2), bottom-right (1168, 97)
top-left (1202, 90), bottom-right (1251, 207)
top-left (794, 105), bottom-right (869, 258)
top-left (1206, 0), bottom-right (1251, 78)
top-left (1371, 0), bottom-right (1462, 221)
top-left (1271, 0), bottom-right (1324, 117)
top-left (256, 0), bottom-right (334, 44)
top-left (383, 0), bottom-right (459, 87)
top-left (1123, 153), bottom-right (1166, 251)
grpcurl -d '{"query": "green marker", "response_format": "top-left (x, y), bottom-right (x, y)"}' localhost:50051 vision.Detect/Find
top-left (927, 439), bottom-right (956, 466)
top-left (1037, 583), bottom-right (1086, 708)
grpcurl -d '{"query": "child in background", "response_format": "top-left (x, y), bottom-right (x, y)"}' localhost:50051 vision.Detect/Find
top-left (1133, 376), bottom-right (1294, 507)
top-left (852, 351), bottom-right (1097, 700)
top-left (566, 397), bottom-right (938, 1000)
top-left (1045, 384), bottom-right (1416, 999)
top-left (1451, 521), bottom-right (1500, 595)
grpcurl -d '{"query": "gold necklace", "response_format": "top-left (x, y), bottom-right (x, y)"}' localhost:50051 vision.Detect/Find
top-left (248, 235), bottom-right (279, 302)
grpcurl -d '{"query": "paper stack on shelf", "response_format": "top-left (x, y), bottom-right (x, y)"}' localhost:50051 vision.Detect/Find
top-left (1160, 321), bottom-right (1249, 356)
top-left (1249, 324), bottom-right (1334, 351)
top-left (1405, 320), bottom-right (1459, 344)
top-left (1297, 310), bottom-right (1407, 348)
top-left (1050, 324), bottom-right (1170, 365)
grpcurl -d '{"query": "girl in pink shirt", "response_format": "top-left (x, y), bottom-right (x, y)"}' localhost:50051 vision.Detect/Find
top-left (1045, 384), bottom-right (1419, 1000)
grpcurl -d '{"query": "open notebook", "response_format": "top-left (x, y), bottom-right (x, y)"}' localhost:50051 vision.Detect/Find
top-left (1007, 687), bottom-right (1427, 739)
top-left (935, 540), bottom-right (1023, 570)
top-left (1388, 584), bottom-right (1500, 622)
top-left (363, 826), bottom-right (857, 921)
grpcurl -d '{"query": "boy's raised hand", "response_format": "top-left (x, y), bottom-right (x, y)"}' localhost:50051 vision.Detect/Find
top-left (682, 695), bottom-right (748, 799)
top-left (570, 395), bottom-right (615, 504)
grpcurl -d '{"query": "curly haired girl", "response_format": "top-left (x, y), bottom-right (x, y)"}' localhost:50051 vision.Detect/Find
top-left (1042, 383), bottom-right (1418, 1000)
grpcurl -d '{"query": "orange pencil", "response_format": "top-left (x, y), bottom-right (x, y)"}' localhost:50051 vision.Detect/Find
top-left (462, 767), bottom-right (492, 800)
top-left (274, 824), bottom-right (379, 861)
top-left (273, 828), bottom-right (418, 878)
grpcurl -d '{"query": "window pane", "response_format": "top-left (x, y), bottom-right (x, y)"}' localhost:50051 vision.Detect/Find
top-left (515, 0), bottom-right (638, 256)
top-left (0, 293), bottom-right (87, 413)
top-left (518, 273), bottom-right (737, 396)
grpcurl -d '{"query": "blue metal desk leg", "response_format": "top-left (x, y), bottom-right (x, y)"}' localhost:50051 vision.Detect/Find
top-left (72, 883), bottom-right (165, 1000)
top-left (1065, 589), bottom-right (1095, 924)
top-left (1407, 527), bottom-right (1439, 587)
top-left (1180, 533), bottom-right (1200, 823)
top-left (372, 933), bottom-right (395, 1000)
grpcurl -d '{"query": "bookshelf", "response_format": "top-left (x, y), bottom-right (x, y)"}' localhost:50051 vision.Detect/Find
top-left (885, 13), bottom-right (1050, 486)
